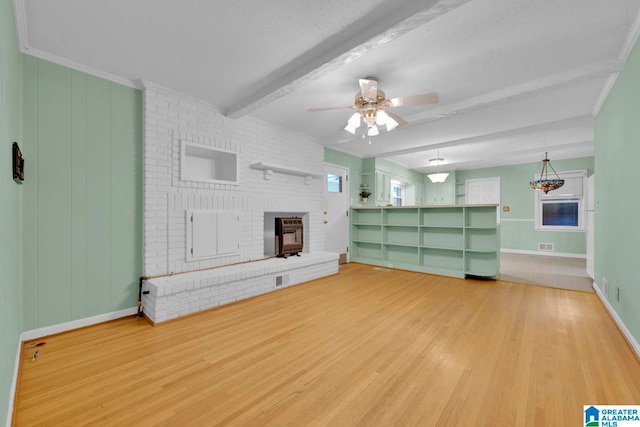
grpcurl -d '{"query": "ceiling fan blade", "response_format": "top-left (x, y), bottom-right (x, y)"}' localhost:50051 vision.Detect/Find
top-left (388, 92), bottom-right (439, 107)
top-left (308, 105), bottom-right (355, 112)
top-left (359, 78), bottom-right (378, 102)
top-left (384, 109), bottom-right (409, 128)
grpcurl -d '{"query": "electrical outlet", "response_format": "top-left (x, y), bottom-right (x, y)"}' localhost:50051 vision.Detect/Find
top-left (602, 277), bottom-right (609, 297)
top-left (616, 287), bottom-right (620, 302)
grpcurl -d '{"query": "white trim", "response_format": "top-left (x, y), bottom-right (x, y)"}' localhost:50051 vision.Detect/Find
top-left (592, 73), bottom-right (620, 116)
top-left (592, 7), bottom-right (640, 117)
top-left (12, 0), bottom-right (28, 50)
top-left (500, 218), bottom-right (535, 222)
top-left (618, 7), bottom-right (640, 63)
top-left (5, 338), bottom-right (21, 427)
top-left (593, 282), bottom-right (640, 360)
top-left (20, 46), bottom-right (141, 89)
top-left (6, 307), bottom-right (137, 426)
top-left (500, 248), bottom-right (586, 259)
top-left (20, 307), bottom-right (138, 341)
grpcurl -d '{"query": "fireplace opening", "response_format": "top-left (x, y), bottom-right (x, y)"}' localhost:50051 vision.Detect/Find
top-left (275, 217), bottom-right (303, 258)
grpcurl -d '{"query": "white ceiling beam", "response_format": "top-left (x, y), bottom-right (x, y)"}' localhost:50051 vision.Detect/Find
top-left (403, 59), bottom-right (624, 124)
top-left (322, 61), bottom-right (620, 146)
top-left (375, 115), bottom-right (594, 159)
top-left (411, 140), bottom-right (595, 172)
top-left (224, 0), bottom-right (471, 119)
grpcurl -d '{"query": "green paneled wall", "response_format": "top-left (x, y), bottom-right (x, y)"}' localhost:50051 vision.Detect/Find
top-left (594, 37), bottom-right (640, 345)
top-left (0, 0), bottom-right (23, 421)
top-left (455, 157), bottom-right (594, 255)
top-left (22, 57), bottom-right (142, 330)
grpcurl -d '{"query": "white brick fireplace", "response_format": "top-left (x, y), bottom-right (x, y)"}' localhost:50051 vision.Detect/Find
top-left (141, 81), bottom-right (338, 323)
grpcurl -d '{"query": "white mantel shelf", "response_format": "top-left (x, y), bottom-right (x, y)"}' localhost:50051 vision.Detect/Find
top-left (251, 162), bottom-right (323, 183)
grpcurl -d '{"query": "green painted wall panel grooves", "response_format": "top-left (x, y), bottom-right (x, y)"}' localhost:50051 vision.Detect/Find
top-left (71, 70), bottom-right (88, 320)
top-left (22, 57), bottom-right (142, 329)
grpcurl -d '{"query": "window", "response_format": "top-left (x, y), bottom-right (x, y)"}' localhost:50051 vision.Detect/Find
top-left (535, 170), bottom-right (586, 231)
top-left (390, 180), bottom-right (405, 206)
top-left (327, 174), bottom-right (342, 193)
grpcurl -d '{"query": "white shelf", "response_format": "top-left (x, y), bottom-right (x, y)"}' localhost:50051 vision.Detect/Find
top-left (251, 162), bottom-right (323, 184)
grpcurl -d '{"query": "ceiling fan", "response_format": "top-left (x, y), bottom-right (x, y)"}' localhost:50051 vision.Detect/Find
top-left (308, 77), bottom-right (439, 137)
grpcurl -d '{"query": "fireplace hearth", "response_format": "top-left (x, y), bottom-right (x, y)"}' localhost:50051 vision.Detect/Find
top-left (275, 217), bottom-right (303, 258)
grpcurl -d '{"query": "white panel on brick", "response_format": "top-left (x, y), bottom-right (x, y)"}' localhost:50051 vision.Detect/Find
top-left (187, 211), bottom-right (239, 260)
top-left (192, 212), bottom-right (218, 258)
top-left (217, 213), bottom-right (239, 254)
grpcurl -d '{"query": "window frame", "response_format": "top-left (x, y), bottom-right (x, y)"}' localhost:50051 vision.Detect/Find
top-left (534, 169), bottom-right (586, 232)
top-left (390, 180), bottom-right (406, 207)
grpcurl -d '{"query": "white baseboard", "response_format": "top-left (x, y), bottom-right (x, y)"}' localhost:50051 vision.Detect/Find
top-left (5, 339), bottom-right (21, 427)
top-left (20, 307), bottom-right (138, 341)
top-left (6, 307), bottom-right (138, 427)
top-left (593, 282), bottom-right (640, 360)
top-left (6, 307), bottom-right (138, 426)
top-left (500, 248), bottom-right (586, 259)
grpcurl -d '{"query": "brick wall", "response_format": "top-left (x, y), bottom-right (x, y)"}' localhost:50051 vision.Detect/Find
top-left (142, 81), bottom-right (326, 277)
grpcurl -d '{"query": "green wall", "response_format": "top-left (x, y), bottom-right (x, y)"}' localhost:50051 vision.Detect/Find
top-left (594, 37), bottom-right (640, 345)
top-left (22, 57), bottom-right (142, 330)
top-left (455, 157), bottom-right (594, 255)
top-left (0, 0), bottom-right (23, 421)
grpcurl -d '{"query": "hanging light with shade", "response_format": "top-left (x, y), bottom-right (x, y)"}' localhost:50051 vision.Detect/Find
top-left (530, 152), bottom-right (564, 193)
top-left (427, 151), bottom-right (449, 183)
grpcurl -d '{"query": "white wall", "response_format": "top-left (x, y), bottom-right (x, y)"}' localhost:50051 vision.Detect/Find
top-left (142, 81), bottom-right (325, 277)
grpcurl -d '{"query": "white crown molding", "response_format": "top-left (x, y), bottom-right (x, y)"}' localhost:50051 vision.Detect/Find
top-left (22, 46), bottom-right (141, 89)
top-left (618, 8), bottom-right (640, 61)
top-left (12, 0), bottom-right (28, 50)
top-left (593, 282), bottom-right (640, 360)
top-left (592, 7), bottom-right (640, 116)
top-left (12, 0), bottom-right (140, 90)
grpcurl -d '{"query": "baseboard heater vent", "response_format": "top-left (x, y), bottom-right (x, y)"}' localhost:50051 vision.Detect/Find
top-left (538, 243), bottom-right (554, 252)
top-left (275, 274), bottom-right (290, 287)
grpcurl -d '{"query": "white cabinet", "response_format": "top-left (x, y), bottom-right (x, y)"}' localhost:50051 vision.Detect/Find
top-left (186, 211), bottom-right (239, 261)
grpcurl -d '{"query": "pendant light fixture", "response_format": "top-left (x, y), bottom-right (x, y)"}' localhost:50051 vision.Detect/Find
top-left (427, 151), bottom-right (449, 183)
top-left (529, 152), bottom-right (564, 193)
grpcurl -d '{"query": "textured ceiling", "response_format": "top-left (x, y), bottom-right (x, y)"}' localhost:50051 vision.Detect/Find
top-left (13, 0), bottom-right (640, 172)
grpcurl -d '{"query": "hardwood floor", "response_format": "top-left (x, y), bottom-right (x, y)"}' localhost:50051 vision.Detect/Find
top-left (14, 263), bottom-right (640, 426)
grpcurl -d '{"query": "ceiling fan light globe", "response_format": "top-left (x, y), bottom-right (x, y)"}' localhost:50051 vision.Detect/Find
top-left (347, 112), bottom-right (361, 128)
top-left (376, 110), bottom-right (389, 126)
top-left (344, 123), bottom-right (358, 134)
top-left (386, 116), bottom-right (399, 131)
top-left (368, 126), bottom-right (379, 137)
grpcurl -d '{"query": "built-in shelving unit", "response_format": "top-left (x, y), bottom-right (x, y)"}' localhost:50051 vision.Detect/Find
top-left (351, 205), bottom-right (499, 279)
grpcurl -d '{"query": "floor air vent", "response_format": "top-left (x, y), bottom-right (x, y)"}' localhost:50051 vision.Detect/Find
top-left (275, 274), bottom-right (290, 287)
top-left (538, 243), bottom-right (554, 252)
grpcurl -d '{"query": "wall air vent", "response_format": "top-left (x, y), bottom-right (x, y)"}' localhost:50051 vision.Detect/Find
top-left (275, 274), bottom-right (290, 287)
top-left (538, 243), bottom-right (554, 252)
